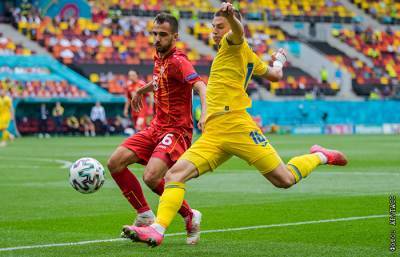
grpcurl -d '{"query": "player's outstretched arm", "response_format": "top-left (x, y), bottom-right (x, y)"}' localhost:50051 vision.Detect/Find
top-left (261, 48), bottom-right (287, 82)
top-left (220, 2), bottom-right (244, 45)
top-left (193, 81), bottom-right (207, 131)
top-left (123, 99), bottom-right (130, 117)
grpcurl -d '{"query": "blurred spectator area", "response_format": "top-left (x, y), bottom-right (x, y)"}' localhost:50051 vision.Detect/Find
top-left (350, 0), bottom-right (400, 24)
top-left (15, 15), bottom-right (213, 65)
top-left (225, 0), bottom-right (355, 22)
top-left (0, 79), bottom-right (88, 98)
top-left (17, 115), bottom-right (122, 135)
top-left (16, 102), bottom-right (125, 135)
top-left (308, 40), bottom-right (391, 96)
top-left (332, 28), bottom-right (400, 83)
top-left (0, 33), bottom-right (34, 55)
top-left (89, 0), bottom-right (216, 19)
top-left (88, 0), bottom-right (355, 22)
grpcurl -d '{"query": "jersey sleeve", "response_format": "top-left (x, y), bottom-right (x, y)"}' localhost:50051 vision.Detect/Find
top-left (176, 56), bottom-right (202, 86)
top-left (252, 52), bottom-right (268, 76)
top-left (125, 86), bottom-right (132, 99)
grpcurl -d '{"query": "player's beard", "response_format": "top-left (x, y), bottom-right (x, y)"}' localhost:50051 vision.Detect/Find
top-left (155, 40), bottom-right (173, 54)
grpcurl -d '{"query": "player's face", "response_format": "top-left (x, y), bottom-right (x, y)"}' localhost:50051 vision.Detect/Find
top-left (212, 16), bottom-right (230, 45)
top-left (152, 22), bottom-right (177, 54)
top-left (129, 71), bottom-right (138, 81)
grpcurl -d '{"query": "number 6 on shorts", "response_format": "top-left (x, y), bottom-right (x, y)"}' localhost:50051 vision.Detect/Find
top-left (161, 133), bottom-right (174, 146)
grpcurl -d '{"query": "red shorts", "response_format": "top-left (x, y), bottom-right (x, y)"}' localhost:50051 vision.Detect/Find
top-left (121, 126), bottom-right (192, 167)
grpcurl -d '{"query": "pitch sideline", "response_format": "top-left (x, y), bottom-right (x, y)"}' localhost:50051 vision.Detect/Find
top-left (0, 213), bottom-right (397, 252)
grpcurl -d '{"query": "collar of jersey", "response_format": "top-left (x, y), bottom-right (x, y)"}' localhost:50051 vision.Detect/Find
top-left (155, 47), bottom-right (177, 61)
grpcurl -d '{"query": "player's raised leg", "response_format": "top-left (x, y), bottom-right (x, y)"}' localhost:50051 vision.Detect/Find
top-left (122, 159), bottom-right (200, 247)
top-left (259, 145), bottom-right (347, 188)
top-left (107, 146), bottom-right (154, 226)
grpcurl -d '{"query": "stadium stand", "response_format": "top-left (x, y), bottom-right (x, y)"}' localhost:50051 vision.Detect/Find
top-left (5, 1), bottom-right (399, 99)
top-left (350, 0), bottom-right (400, 24)
top-left (0, 32), bottom-right (34, 55)
top-left (88, 0), bottom-right (356, 22)
top-left (224, 0), bottom-right (356, 22)
top-left (308, 40), bottom-right (389, 96)
top-left (0, 35), bottom-right (89, 99)
top-left (0, 79), bottom-right (87, 98)
top-left (333, 27), bottom-right (399, 96)
top-left (14, 14), bottom-right (212, 65)
top-left (88, 0), bottom-right (216, 19)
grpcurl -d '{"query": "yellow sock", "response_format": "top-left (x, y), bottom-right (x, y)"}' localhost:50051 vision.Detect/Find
top-left (156, 182), bottom-right (186, 228)
top-left (287, 153), bottom-right (321, 183)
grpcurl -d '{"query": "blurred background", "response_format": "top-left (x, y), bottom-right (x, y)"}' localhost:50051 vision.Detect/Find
top-left (0, 0), bottom-right (400, 138)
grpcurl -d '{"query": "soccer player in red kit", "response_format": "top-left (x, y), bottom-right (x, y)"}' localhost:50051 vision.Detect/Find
top-left (123, 70), bottom-right (152, 131)
top-left (123, 70), bottom-right (145, 129)
top-left (107, 13), bottom-right (207, 245)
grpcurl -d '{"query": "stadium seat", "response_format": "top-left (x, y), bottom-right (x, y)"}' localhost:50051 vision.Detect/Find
top-left (351, 0), bottom-right (400, 24)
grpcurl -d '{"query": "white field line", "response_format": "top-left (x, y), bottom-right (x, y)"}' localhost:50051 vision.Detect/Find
top-left (0, 156), bottom-right (72, 169)
top-left (0, 213), bottom-right (397, 252)
top-left (54, 160), bottom-right (73, 169)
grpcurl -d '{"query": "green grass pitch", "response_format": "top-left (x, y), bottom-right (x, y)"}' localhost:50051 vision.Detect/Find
top-left (0, 135), bottom-right (399, 257)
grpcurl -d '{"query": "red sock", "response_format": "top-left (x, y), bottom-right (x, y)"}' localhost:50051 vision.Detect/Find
top-left (111, 168), bottom-right (150, 213)
top-left (152, 179), bottom-right (193, 218)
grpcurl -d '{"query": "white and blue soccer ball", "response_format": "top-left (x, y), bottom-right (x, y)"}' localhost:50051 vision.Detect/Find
top-left (69, 157), bottom-right (105, 194)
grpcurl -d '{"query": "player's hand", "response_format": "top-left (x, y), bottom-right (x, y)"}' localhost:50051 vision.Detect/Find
top-left (271, 48), bottom-right (287, 68)
top-left (220, 2), bottom-right (234, 18)
top-left (123, 108), bottom-right (129, 118)
top-left (131, 91), bottom-right (143, 112)
top-left (197, 115), bottom-right (206, 132)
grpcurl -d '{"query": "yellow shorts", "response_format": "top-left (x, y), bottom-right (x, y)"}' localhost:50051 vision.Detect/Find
top-left (0, 116), bottom-right (10, 130)
top-left (180, 110), bottom-right (282, 175)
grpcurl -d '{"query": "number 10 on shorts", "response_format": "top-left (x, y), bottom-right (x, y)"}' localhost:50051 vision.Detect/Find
top-left (250, 130), bottom-right (268, 147)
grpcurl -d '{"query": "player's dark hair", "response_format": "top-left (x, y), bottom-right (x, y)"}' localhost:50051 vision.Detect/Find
top-left (214, 9), bottom-right (242, 22)
top-left (154, 12), bottom-right (179, 33)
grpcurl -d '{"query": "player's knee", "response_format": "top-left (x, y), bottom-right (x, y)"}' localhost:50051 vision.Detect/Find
top-left (107, 156), bottom-right (123, 174)
top-left (274, 177), bottom-right (294, 189)
top-left (143, 169), bottom-right (162, 188)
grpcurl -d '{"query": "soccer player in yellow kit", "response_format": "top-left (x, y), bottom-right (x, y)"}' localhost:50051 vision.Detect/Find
top-left (123, 3), bottom-right (348, 247)
top-left (0, 88), bottom-right (14, 147)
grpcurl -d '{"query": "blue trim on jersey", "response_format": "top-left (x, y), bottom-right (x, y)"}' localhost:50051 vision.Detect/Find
top-left (185, 72), bottom-right (199, 82)
top-left (244, 63), bottom-right (254, 88)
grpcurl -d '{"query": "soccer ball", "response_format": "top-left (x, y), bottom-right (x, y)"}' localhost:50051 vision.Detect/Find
top-left (69, 157), bottom-right (105, 194)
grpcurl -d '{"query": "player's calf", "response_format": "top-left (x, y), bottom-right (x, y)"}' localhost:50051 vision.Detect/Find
top-left (164, 160), bottom-right (199, 183)
top-left (263, 163), bottom-right (296, 189)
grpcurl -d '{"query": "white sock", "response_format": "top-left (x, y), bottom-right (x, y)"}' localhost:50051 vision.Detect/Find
top-left (138, 210), bottom-right (155, 218)
top-left (315, 152), bottom-right (328, 164)
top-left (151, 223), bottom-right (166, 235)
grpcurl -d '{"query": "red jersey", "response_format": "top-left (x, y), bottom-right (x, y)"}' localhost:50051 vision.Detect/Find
top-left (151, 47), bottom-right (202, 134)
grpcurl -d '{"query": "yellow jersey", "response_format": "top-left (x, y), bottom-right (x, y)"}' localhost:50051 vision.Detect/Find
top-left (0, 95), bottom-right (12, 119)
top-left (206, 34), bottom-right (268, 120)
